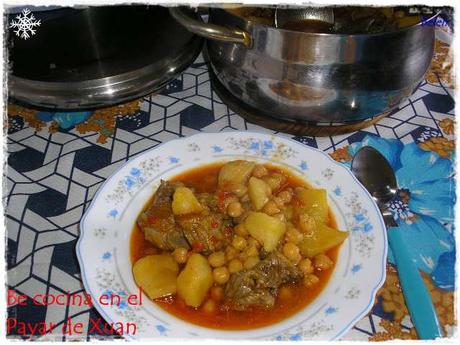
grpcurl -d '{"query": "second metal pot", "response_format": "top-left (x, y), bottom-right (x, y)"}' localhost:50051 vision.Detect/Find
top-left (170, 7), bottom-right (436, 123)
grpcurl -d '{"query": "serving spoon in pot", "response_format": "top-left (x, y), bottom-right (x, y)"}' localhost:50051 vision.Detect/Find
top-left (274, 6), bottom-right (334, 31)
top-left (351, 146), bottom-right (442, 340)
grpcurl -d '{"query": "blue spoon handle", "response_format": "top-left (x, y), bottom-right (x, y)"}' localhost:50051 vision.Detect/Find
top-left (387, 227), bottom-right (442, 339)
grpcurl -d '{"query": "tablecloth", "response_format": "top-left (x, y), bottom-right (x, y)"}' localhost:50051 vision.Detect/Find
top-left (5, 36), bottom-right (455, 340)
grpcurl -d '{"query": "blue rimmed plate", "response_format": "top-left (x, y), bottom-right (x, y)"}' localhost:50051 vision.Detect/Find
top-left (76, 131), bottom-right (387, 340)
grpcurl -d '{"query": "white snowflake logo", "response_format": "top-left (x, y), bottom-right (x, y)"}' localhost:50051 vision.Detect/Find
top-left (9, 9), bottom-right (41, 40)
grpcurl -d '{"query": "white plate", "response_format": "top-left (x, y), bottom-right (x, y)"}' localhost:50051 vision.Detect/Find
top-left (77, 131), bottom-right (387, 340)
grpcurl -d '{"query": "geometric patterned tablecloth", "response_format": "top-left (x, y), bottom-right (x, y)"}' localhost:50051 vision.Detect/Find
top-left (6, 39), bottom-right (456, 340)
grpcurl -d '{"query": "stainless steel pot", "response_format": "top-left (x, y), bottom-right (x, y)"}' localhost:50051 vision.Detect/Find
top-left (8, 6), bottom-right (202, 110)
top-left (170, 7), bottom-right (436, 122)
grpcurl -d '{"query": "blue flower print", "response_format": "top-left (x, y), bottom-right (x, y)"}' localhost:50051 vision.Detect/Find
top-left (261, 140), bottom-right (274, 155)
top-left (325, 307), bottom-right (338, 315)
top-left (395, 143), bottom-right (455, 223)
top-left (212, 145), bottom-right (223, 153)
top-left (299, 161), bottom-right (308, 171)
top-left (289, 333), bottom-right (302, 341)
top-left (431, 248), bottom-right (456, 291)
top-left (263, 140), bottom-right (273, 150)
top-left (124, 176), bottom-right (135, 189)
top-left (37, 111), bottom-right (92, 129)
top-left (351, 264), bottom-right (362, 273)
top-left (130, 168), bottom-right (141, 177)
top-left (249, 141), bottom-right (260, 150)
top-left (108, 209), bottom-right (118, 218)
top-left (102, 252), bottom-right (112, 260)
top-left (118, 300), bottom-right (128, 310)
top-left (354, 213), bottom-right (365, 222)
top-left (156, 324), bottom-right (167, 335)
top-left (363, 222), bottom-right (373, 233)
top-left (169, 156), bottom-right (179, 164)
top-left (333, 186), bottom-right (342, 196)
top-left (386, 215), bottom-right (454, 277)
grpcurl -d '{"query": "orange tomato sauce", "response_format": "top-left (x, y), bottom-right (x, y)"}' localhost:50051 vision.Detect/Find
top-left (130, 162), bottom-right (341, 330)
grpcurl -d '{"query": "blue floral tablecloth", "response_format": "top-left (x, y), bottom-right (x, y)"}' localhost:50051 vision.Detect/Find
top-left (6, 46), bottom-right (455, 340)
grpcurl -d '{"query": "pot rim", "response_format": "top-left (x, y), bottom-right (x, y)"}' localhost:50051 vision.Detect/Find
top-left (217, 6), bottom-right (441, 37)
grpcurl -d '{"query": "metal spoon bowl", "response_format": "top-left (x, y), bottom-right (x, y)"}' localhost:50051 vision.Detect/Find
top-left (351, 146), bottom-right (397, 210)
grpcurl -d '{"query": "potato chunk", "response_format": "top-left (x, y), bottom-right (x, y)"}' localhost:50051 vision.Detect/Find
top-left (244, 212), bottom-right (286, 252)
top-left (177, 253), bottom-right (213, 307)
top-left (295, 189), bottom-right (328, 223)
top-left (298, 223), bottom-right (348, 258)
top-left (248, 177), bottom-right (272, 210)
top-left (133, 254), bottom-right (179, 300)
top-left (218, 160), bottom-right (255, 193)
top-left (172, 187), bottom-right (203, 215)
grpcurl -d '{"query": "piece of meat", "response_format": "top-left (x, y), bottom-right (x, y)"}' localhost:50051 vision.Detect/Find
top-left (176, 193), bottom-right (232, 254)
top-left (137, 180), bottom-right (190, 251)
top-left (224, 252), bottom-right (303, 310)
top-left (224, 270), bottom-right (276, 308)
top-left (196, 193), bottom-right (221, 213)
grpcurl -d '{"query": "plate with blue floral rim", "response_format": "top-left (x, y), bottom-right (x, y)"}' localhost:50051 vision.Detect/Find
top-left (76, 131), bottom-right (387, 340)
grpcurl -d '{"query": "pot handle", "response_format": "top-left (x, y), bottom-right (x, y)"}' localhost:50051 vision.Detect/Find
top-left (169, 7), bottom-right (251, 47)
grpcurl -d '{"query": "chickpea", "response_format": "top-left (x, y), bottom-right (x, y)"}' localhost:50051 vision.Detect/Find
top-left (233, 185), bottom-right (248, 198)
top-left (245, 245), bottom-right (259, 257)
top-left (228, 201), bottom-right (243, 218)
top-left (234, 223), bottom-right (248, 237)
top-left (283, 242), bottom-right (301, 263)
top-left (264, 173), bottom-right (286, 191)
top-left (272, 196), bottom-right (285, 208)
top-left (279, 286), bottom-right (292, 300)
top-left (243, 256), bottom-right (260, 269)
top-left (210, 286), bottom-right (224, 301)
top-left (304, 274), bottom-right (320, 288)
top-left (239, 250), bottom-right (248, 261)
top-left (228, 259), bottom-right (243, 273)
top-left (285, 227), bottom-right (303, 244)
top-left (252, 164), bottom-right (268, 178)
top-left (299, 214), bottom-right (316, 235)
top-left (224, 195), bottom-right (239, 208)
top-left (314, 254), bottom-right (333, 271)
top-left (263, 200), bottom-right (280, 216)
top-left (202, 299), bottom-right (216, 313)
top-left (264, 177), bottom-right (278, 191)
top-left (225, 246), bottom-right (238, 261)
top-left (232, 236), bottom-right (247, 251)
top-left (172, 247), bottom-right (188, 264)
top-left (208, 251), bottom-right (226, 268)
top-left (247, 237), bottom-right (261, 249)
top-left (213, 266), bottom-right (230, 284)
top-left (299, 258), bottom-right (314, 275)
top-left (277, 189), bottom-right (293, 204)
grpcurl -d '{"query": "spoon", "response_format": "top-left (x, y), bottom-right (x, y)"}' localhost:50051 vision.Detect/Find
top-left (351, 146), bottom-right (442, 340)
top-left (274, 6), bottom-right (334, 29)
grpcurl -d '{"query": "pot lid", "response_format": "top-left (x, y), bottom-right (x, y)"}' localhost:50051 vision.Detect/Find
top-left (7, 5), bottom-right (203, 110)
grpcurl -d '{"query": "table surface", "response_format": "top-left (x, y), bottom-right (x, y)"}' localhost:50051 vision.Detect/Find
top-left (6, 40), bottom-right (455, 340)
